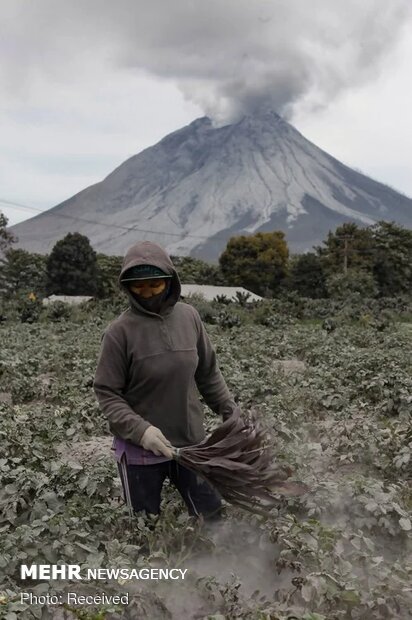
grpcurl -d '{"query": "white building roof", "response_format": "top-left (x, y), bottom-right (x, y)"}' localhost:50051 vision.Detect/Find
top-left (42, 295), bottom-right (94, 306)
top-left (180, 284), bottom-right (262, 303)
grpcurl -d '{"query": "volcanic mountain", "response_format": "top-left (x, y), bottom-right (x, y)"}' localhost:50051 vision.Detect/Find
top-left (11, 110), bottom-right (412, 261)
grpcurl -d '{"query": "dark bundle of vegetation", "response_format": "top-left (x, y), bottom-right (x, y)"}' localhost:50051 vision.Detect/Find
top-left (173, 408), bottom-right (308, 516)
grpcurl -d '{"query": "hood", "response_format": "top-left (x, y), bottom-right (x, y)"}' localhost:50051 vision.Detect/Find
top-left (119, 241), bottom-right (181, 316)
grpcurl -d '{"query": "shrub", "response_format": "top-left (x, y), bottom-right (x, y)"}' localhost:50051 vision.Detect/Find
top-left (326, 269), bottom-right (378, 300)
top-left (234, 291), bottom-right (252, 306)
top-left (17, 293), bottom-right (42, 323)
top-left (182, 293), bottom-right (217, 324)
top-left (46, 301), bottom-right (73, 322)
top-left (216, 309), bottom-right (242, 329)
top-left (213, 294), bottom-right (232, 305)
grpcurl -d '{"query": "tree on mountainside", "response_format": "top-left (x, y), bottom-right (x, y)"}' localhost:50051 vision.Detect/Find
top-left (286, 253), bottom-right (327, 298)
top-left (371, 221), bottom-right (412, 296)
top-left (0, 211), bottom-right (15, 254)
top-left (219, 231), bottom-right (289, 296)
top-left (316, 220), bottom-right (412, 296)
top-left (0, 211), bottom-right (16, 294)
top-left (171, 255), bottom-right (227, 285)
top-left (2, 248), bottom-right (47, 296)
top-left (46, 232), bottom-right (98, 296)
top-left (315, 222), bottom-right (375, 276)
top-left (95, 253), bottom-right (123, 298)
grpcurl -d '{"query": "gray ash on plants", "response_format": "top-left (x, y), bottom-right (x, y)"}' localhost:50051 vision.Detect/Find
top-left (0, 299), bottom-right (411, 618)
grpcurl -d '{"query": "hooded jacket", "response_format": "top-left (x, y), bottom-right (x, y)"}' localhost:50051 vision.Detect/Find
top-left (93, 241), bottom-right (238, 448)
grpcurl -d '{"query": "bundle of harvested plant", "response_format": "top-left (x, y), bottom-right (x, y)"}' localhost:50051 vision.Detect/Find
top-left (172, 408), bottom-right (308, 515)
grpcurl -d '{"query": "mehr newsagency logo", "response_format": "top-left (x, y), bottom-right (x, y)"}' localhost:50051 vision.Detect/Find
top-left (21, 564), bottom-right (188, 581)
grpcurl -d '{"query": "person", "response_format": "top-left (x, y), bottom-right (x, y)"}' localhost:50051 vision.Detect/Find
top-left (93, 240), bottom-right (239, 520)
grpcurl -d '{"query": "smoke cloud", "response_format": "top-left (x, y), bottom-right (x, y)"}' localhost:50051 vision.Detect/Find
top-left (1, 0), bottom-right (411, 123)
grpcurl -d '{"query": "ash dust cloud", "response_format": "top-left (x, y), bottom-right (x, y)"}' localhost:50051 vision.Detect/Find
top-left (123, 517), bottom-right (289, 619)
top-left (2, 0), bottom-right (411, 124)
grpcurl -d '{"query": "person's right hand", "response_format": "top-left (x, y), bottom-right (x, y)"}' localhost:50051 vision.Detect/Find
top-left (140, 425), bottom-right (173, 459)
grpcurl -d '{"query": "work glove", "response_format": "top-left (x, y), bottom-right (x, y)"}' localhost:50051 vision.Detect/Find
top-left (140, 425), bottom-right (174, 459)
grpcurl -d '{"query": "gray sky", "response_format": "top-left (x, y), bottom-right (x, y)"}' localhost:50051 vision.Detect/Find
top-left (1, 0), bottom-right (411, 226)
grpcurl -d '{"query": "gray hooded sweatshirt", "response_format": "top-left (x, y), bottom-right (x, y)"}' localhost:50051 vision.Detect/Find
top-left (93, 241), bottom-right (238, 448)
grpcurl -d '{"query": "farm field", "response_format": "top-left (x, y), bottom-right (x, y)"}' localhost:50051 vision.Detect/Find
top-left (0, 299), bottom-right (411, 619)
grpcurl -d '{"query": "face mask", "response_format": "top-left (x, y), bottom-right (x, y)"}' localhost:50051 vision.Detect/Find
top-left (132, 283), bottom-right (171, 314)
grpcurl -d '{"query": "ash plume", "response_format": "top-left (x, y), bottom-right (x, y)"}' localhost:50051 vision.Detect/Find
top-left (1, 0), bottom-right (411, 123)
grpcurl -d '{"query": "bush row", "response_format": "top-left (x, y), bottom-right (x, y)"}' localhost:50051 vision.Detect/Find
top-left (2, 290), bottom-right (410, 329)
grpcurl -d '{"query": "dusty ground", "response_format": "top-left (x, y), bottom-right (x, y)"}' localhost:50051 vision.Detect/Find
top-left (56, 436), bottom-right (114, 466)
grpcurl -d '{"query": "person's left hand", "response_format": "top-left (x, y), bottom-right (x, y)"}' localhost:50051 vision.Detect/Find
top-left (140, 425), bottom-right (174, 458)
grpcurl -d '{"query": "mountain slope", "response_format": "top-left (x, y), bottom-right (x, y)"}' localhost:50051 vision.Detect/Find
top-left (11, 111), bottom-right (412, 261)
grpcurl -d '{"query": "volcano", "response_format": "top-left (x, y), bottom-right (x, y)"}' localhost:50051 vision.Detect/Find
top-left (11, 110), bottom-right (412, 261)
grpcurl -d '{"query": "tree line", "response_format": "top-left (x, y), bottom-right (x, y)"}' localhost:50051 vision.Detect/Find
top-left (1, 211), bottom-right (411, 300)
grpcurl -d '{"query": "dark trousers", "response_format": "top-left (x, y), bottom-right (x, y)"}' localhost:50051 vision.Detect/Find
top-left (117, 459), bottom-right (223, 521)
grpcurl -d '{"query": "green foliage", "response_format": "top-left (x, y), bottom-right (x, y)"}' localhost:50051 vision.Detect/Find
top-left (95, 253), bottom-right (123, 299)
top-left (316, 222), bottom-right (375, 275)
top-left (325, 268), bottom-right (378, 300)
top-left (0, 211), bottom-right (15, 255)
top-left (46, 300), bottom-right (73, 322)
top-left (0, 211), bottom-right (17, 294)
top-left (317, 220), bottom-right (412, 297)
top-left (17, 293), bottom-right (42, 323)
top-left (219, 231), bottom-right (289, 296)
top-left (287, 253), bottom-right (327, 298)
top-left (216, 309), bottom-right (242, 329)
top-left (2, 248), bottom-right (47, 297)
top-left (183, 293), bottom-right (251, 328)
top-left (234, 290), bottom-right (251, 306)
top-left (0, 295), bottom-right (411, 619)
top-left (246, 296), bottom-right (300, 330)
top-left (213, 294), bottom-right (232, 305)
top-left (371, 221), bottom-right (412, 296)
top-left (171, 255), bottom-right (227, 285)
top-left (46, 232), bottom-right (99, 296)
top-left (182, 293), bottom-right (218, 324)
